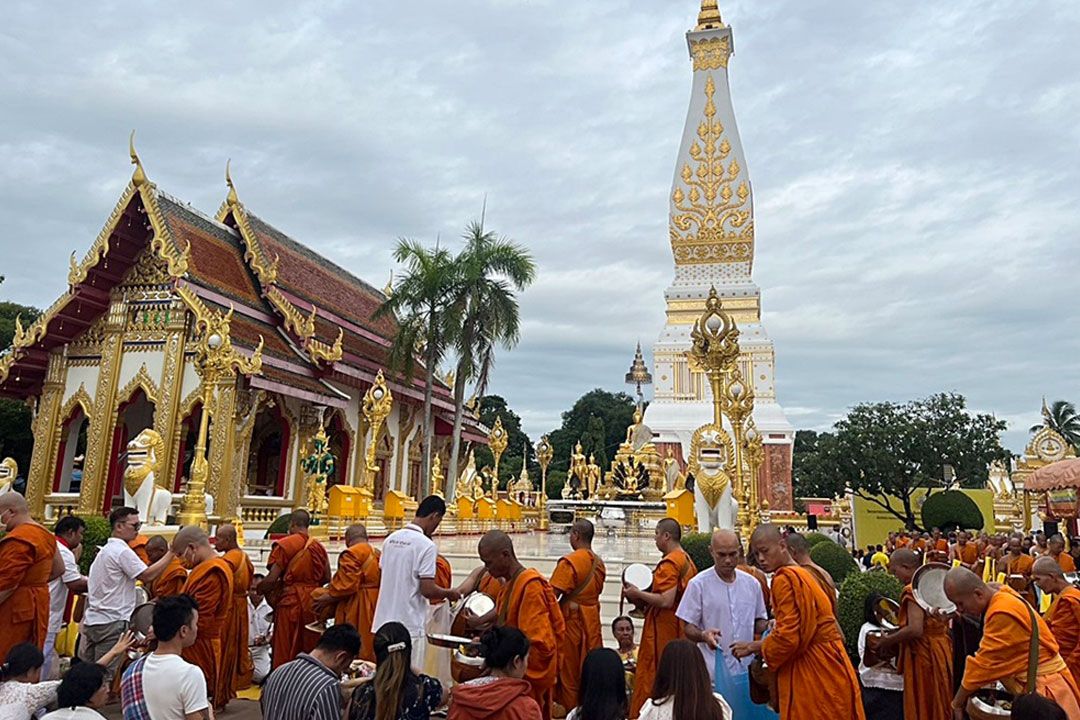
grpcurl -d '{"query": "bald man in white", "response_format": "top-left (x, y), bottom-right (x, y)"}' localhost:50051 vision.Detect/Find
top-left (677, 529), bottom-right (768, 681)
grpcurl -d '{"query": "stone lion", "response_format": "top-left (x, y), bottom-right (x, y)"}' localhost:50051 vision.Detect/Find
top-left (123, 429), bottom-right (172, 525)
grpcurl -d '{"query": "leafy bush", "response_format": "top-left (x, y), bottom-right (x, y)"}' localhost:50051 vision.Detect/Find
top-left (264, 511), bottom-right (292, 538)
top-left (809, 540), bottom-right (859, 586)
top-left (837, 569), bottom-right (904, 660)
top-left (921, 490), bottom-right (984, 532)
top-left (803, 532), bottom-right (832, 548)
top-left (682, 532), bottom-right (713, 572)
top-left (70, 515), bottom-right (111, 575)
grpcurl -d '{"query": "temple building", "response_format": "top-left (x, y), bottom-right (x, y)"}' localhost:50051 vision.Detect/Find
top-left (0, 147), bottom-right (485, 530)
top-left (644, 1), bottom-right (795, 509)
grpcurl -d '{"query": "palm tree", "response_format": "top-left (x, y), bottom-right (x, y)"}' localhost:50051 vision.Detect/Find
top-left (446, 221), bottom-right (536, 497)
top-left (374, 239), bottom-right (460, 494)
top-left (1031, 399), bottom-right (1080, 449)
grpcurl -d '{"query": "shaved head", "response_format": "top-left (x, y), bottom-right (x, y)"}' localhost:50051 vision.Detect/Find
top-left (656, 518), bottom-right (681, 541)
top-left (711, 529), bottom-right (740, 549)
top-left (710, 529), bottom-right (741, 579)
top-left (750, 524), bottom-right (791, 574)
top-left (785, 533), bottom-right (810, 558)
top-left (146, 534), bottom-right (169, 563)
top-left (890, 548), bottom-right (918, 569)
top-left (570, 519), bottom-right (595, 545)
top-left (290, 509), bottom-right (311, 529)
top-left (216, 523), bottom-right (238, 550)
top-left (478, 529), bottom-right (518, 581)
top-left (0, 492), bottom-right (30, 531)
top-left (479, 529), bottom-right (514, 556)
top-left (172, 526), bottom-right (210, 554)
top-left (345, 524), bottom-right (368, 545)
top-left (944, 566), bottom-right (994, 618)
top-left (751, 524), bottom-right (782, 545)
top-left (1033, 555), bottom-right (1065, 578)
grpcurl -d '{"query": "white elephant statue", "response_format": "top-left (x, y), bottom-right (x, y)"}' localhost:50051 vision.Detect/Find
top-left (687, 424), bottom-right (739, 533)
top-left (0, 457), bottom-right (16, 495)
top-left (123, 429), bottom-right (173, 525)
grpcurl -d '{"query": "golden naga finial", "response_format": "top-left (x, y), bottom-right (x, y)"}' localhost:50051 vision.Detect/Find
top-left (1042, 396), bottom-right (1053, 424)
top-left (129, 130), bottom-right (147, 188)
top-left (225, 159), bottom-right (240, 207)
top-left (383, 270), bottom-right (394, 298)
top-left (695, 0), bottom-right (725, 31)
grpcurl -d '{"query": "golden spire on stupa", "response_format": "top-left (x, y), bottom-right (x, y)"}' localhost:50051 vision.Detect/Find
top-left (695, 0), bottom-right (725, 31)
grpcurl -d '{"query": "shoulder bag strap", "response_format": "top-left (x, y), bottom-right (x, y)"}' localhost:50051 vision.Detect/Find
top-left (562, 554), bottom-right (599, 606)
top-left (1024, 600), bottom-right (1040, 694)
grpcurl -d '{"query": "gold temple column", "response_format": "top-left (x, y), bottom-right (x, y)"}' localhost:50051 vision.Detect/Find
top-left (207, 378), bottom-right (238, 520)
top-left (26, 352), bottom-right (66, 518)
top-left (152, 302), bottom-right (189, 487)
top-left (79, 298), bottom-right (127, 516)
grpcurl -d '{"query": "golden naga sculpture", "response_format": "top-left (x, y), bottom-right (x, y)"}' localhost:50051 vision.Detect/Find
top-left (123, 429), bottom-right (174, 526)
top-left (0, 457), bottom-right (17, 495)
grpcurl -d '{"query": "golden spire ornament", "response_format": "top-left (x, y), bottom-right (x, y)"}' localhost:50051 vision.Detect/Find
top-left (129, 130), bottom-right (147, 188)
top-left (696, 0), bottom-right (724, 31)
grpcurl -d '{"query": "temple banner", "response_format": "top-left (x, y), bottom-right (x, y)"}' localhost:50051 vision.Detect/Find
top-left (853, 489), bottom-right (997, 547)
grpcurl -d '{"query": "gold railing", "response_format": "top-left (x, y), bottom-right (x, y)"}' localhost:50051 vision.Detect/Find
top-left (240, 497), bottom-right (294, 530)
top-left (43, 493), bottom-right (81, 521)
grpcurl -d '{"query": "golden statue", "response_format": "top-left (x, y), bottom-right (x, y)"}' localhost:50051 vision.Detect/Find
top-left (586, 453), bottom-right (602, 499)
top-left (0, 457), bottom-right (18, 495)
top-left (567, 442), bottom-right (588, 500)
top-left (455, 450), bottom-right (479, 499)
top-left (430, 454), bottom-right (446, 497)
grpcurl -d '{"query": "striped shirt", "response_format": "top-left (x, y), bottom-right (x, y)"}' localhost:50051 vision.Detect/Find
top-left (260, 653), bottom-right (342, 720)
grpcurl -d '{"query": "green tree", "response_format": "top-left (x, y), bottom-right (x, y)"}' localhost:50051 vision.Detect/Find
top-left (446, 221), bottom-right (535, 493)
top-left (0, 280), bottom-right (40, 476)
top-left (1031, 400), bottom-right (1080, 449)
top-left (374, 239), bottom-right (459, 495)
top-left (794, 393), bottom-right (1009, 530)
top-left (547, 389), bottom-right (637, 475)
top-left (792, 429), bottom-right (826, 498)
top-left (473, 395), bottom-right (533, 489)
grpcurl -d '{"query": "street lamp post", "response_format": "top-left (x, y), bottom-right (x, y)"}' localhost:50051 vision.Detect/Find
top-left (536, 435), bottom-right (553, 531)
top-left (177, 310), bottom-right (263, 528)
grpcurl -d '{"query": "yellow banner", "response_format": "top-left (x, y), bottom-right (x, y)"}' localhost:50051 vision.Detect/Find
top-left (853, 489), bottom-right (996, 547)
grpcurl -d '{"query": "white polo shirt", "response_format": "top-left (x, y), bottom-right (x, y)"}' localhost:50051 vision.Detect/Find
top-left (84, 537), bottom-right (147, 625)
top-left (47, 541), bottom-right (83, 634)
top-left (371, 523), bottom-right (437, 638)
top-left (676, 567), bottom-right (767, 680)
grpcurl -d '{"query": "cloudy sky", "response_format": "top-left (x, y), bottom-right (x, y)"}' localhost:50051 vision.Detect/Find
top-left (3, 1), bottom-right (1078, 452)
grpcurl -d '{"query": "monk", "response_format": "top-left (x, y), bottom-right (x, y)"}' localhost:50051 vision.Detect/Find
top-left (1033, 556), bottom-right (1080, 682)
top-left (258, 509), bottom-right (330, 668)
top-left (786, 532), bottom-right (837, 597)
top-left (146, 535), bottom-right (187, 599)
top-left (173, 525), bottom-right (233, 711)
top-left (312, 524), bottom-right (380, 661)
top-left (951, 531), bottom-right (980, 571)
top-left (0, 493), bottom-right (63, 659)
top-left (737, 545), bottom-right (771, 612)
top-left (550, 519), bottom-right (606, 711)
top-left (1050, 534), bottom-right (1078, 573)
top-left (944, 566), bottom-right (1080, 718)
top-left (625, 518), bottom-right (696, 719)
top-left (1003, 536), bottom-right (1036, 604)
top-left (478, 530), bottom-right (565, 718)
top-left (877, 548), bottom-right (953, 720)
top-left (732, 524), bottom-right (865, 720)
top-left (217, 523), bottom-right (254, 695)
top-left (456, 565), bottom-right (503, 600)
top-left (128, 533), bottom-right (150, 564)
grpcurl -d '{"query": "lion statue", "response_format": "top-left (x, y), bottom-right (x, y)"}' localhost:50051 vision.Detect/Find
top-left (0, 457), bottom-right (17, 495)
top-left (123, 429), bottom-right (173, 526)
top-left (686, 423), bottom-right (739, 533)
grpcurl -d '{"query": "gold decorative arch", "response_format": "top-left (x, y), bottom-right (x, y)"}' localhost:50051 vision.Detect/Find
top-left (60, 384), bottom-right (93, 423)
top-left (114, 364), bottom-right (160, 409)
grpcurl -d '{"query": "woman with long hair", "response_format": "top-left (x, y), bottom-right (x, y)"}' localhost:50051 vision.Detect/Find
top-left (449, 626), bottom-right (541, 720)
top-left (640, 639), bottom-right (731, 720)
top-left (349, 622), bottom-right (445, 720)
top-left (567, 648), bottom-right (627, 720)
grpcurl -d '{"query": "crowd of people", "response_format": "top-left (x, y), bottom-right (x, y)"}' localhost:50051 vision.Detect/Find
top-left (6, 484), bottom-right (1080, 719)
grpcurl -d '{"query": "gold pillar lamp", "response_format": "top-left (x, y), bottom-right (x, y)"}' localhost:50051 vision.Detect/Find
top-left (536, 435), bottom-right (553, 531)
top-left (359, 370), bottom-right (393, 517)
top-left (489, 416), bottom-right (508, 501)
top-left (178, 309), bottom-right (263, 528)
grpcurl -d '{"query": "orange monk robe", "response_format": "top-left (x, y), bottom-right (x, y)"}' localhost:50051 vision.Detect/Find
top-left (936, 538), bottom-right (949, 552)
top-left (962, 587), bottom-right (1080, 716)
top-left (549, 549), bottom-right (606, 710)
top-left (896, 536), bottom-right (911, 548)
top-left (0, 522), bottom-right (56, 659)
top-left (761, 565), bottom-right (864, 720)
top-left (221, 548), bottom-right (255, 695)
top-left (326, 543), bottom-right (380, 661)
top-left (1047, 586), bottom-right (1080, 684)
top-left (629, 549), bottom-right (696, 719)
top-left (477, 571), bottom-right (502, 599)
top-left (149, 557), bottom-right (187, 599)
top-left (433, 554), bottom-right (453, 600)
top-left (181, 558), bottom-right (233, 704)
top-left (268, 533), bottom-right (330, 669)
top-left (497, 569), bottom-right (565, 719)
top-left (1005, 553), bottom-right (1036, 604)
top-left (128, 535), bottom-right (150, 564)
top-left (1055, 552), bottom-right (1078, 573)
top-left (738, 563), bottom-right (771, 612)
top-left (957, 543), bottom-right (979, 567)
top-left (898, 584), bottom-right (952, 720)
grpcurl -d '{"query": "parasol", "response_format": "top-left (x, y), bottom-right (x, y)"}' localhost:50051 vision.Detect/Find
top-left (1026, 458), bottom-right (1080, 491)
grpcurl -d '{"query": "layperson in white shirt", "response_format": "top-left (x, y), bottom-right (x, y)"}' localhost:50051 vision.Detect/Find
top-left (248, 573), bottom-right (274, 684)
top-left (677, 530), bottom-right (768, 683)
top-left (79, 506), bottom-right (176, 679)
top-left (370, 495), bottom-right (460, 668)
top-left (43, 516), bottom-right (88, 680)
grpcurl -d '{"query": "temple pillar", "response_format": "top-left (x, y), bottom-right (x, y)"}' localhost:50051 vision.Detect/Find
top-left (206, 377), bottom-right (238, 520)
top-left (152, 301), bottom-right (189, 488)
top-left (26, 352), bottom-right (66, 518)
top-left (79, 298), bottom-right (126, 516)
top-left (221, 388), bottom-right (260, 521)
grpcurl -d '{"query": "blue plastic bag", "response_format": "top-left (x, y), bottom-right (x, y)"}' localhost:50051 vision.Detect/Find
top-left (714, 648), bottom-right (778, 720)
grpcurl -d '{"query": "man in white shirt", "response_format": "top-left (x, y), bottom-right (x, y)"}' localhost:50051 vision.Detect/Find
top-left (248, 572), bottom-right (274, 684)
top-left (43, 515), bottom-right (88, 679)
top-left (80, 506), bottom-right (176, 678)
top-left (121, 594), bottom-right (209, 720)
top-left (677, 529), bottom-right (768, 682)
top-left (371, 495), bottom-right (460, 668)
